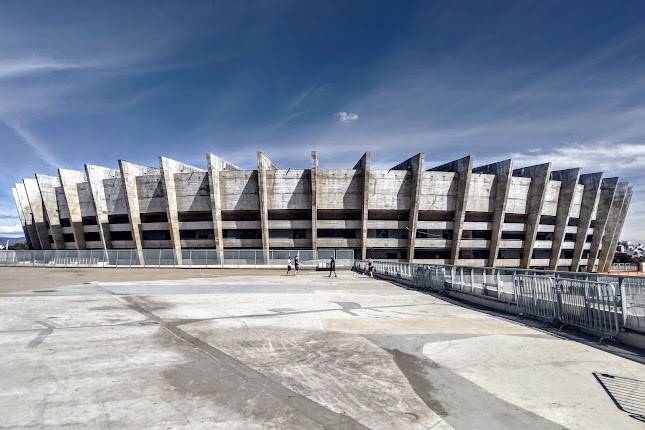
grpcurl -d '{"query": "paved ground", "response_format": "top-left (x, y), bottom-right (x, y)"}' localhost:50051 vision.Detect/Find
top-left (0, 268), bottom-right (644, 429)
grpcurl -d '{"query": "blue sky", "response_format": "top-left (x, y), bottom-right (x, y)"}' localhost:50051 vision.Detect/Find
top-left (2, 1), bottom-right (645, 240)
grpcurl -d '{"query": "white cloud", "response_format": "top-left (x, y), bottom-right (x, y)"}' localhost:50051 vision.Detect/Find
top-left (504, 142), bottom-right (645, 172)
top-left (0, 210), bottom-right (18, 220)
top-left (0, 224), bottom-right (22, 234)
top-left (1, 118), bottom-right (63, 168)
top-left (337, 111), bottom-right (359, 122)
top-left (0, 58), bottom-right (95, 80)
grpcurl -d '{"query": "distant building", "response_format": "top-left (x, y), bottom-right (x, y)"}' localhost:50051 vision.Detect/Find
top-left (11, 152), bottom-right (632, 272)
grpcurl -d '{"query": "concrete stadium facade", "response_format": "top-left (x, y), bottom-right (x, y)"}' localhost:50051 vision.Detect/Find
top-left (11, 151), bottom-right (632, 272)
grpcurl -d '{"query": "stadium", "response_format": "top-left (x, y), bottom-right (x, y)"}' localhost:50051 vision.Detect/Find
top-left (11, 151), bottom-right (632, 272)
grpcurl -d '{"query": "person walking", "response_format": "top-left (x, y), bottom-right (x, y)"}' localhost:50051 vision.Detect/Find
top-left (328, 256), bottom-right (337, 277)
top-left (286, 256), bottom-right (292, 276)
top-left (294, 255), bottom-right (300, 274)
top-left (368, 258), bottom-right (374, 278)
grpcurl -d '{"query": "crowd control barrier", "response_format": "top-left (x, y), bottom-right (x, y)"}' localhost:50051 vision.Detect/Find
top-left (353, 260), bottom-right (643, 341)
top-left (513, 275), bottom-right (558, 322)
top-left (557, 279), bottom-right (620, 340)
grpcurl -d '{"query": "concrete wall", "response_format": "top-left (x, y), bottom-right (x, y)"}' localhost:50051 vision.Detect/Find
top-left (317, 170), bottom-right (362, 209)
top-left (12, 152), bottom-right (630, 272)
top-left (265, 170), bottom-right (312, 210)
top-left (418, 171), bottom-right (456, 210)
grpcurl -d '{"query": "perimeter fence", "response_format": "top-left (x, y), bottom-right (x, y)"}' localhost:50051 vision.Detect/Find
top-left (0, 249), bottom-right (356, 269)
top-left (354, 260), bottom-right (645, 339)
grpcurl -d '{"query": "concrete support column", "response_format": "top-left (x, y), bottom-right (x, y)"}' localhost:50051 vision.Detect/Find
top-left (310, 151), bottom-right (318, 255)
top-left (15, 182), bottom-right (40, 249)
top-left (207, 153), bottom-right (241, 265)
top-left (597, 183), bottom-right (628, 272)
top-left (473, 159), bottom-right (513, 267)
top-left (24, 178), bottom-right (51, 249)
top-left (35, 174), bottom-right (65, 250)
top-left (514, 163), bottom-right (552, 269)
top-left (548, 168), bottom-right (581, 270)
top-left (587, 178), bottom-right (618, 272)
top-left (353, 152), bottom-right (371, 260)
top-left (85, 165), bottom-right (119, 251)
top-left (390, 153), bottom-right (424, 262)
top-left (257, 152), bottom-right (277, 263)
top-left (429, 156), bottom-right (473, 265)
top-left (119, 161), bottom-right (159, 264)
top-left (160, 157), bottom-right (204, 265)
top-left (12, 186), bottom-right (33, 249)
top-left (58, 169), bottom-right (89, 250)
top-left (570, 173), bottom-right (603, 272)
top-left (601, 185), bottom-right (632, 272)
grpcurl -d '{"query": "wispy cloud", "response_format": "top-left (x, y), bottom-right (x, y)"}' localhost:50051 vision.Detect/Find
top-left (337, 111), bottom-right (359, 123)
top-left (505, 142), bottom-right (645, 172)
top-left (0, 58), bottom-right (98, 80)
top-left (1, 119), bottom-right (63, 169)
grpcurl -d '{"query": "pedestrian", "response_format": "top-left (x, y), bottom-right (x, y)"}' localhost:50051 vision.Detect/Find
top-left (368, 258), bottom-right (373, 278)
top-left (286, 256), bottom-right (292, 276)
top-left (328, 256), bottom-right (337, 277)
top-left (294, 255), bottom-right (299, 274)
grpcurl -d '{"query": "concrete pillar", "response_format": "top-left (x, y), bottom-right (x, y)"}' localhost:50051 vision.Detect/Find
top-left (548, 168), bottom-right (581, 270)
top-left (586, 178), bottom-right (618, 272)
top-left (473, 159), bottom-right (513, 267)
top-left (570, 172), bottom-right (603, 272)
top-left (58, 169), bottom-right (89, 250)
top-left (513, 163), bottom-right (552, 269)
top-left (257, 152), bottom-right (277, 262)
top-left (207, 154), bottom-right (241, 265)
top-left (11, 186), bottom-right (32, 249)
top-left (24, 178), bottom-right (51, 250)
top-left (119, 161), bottom-right (160, 264)
top-left (35, 174), bottom-right (65, 250)
top-left (85, 165), bottom-right (121, 251)
top-left (160, 157), bottom-right (205, 265)
top-left (15, 182), bottom-right (40, 249)
top-left (601, 185), bottom-right (632, 272)
top-left (390, 153), bottom-right (424, 262)
top-left (353, 152), bottom-right (371, 260)
top-left (311, 151), bottom-right (318, 255)
top-left (597, 183), bottom-right (628, 272)
top-left (428, 155), bottom-right (473, 265)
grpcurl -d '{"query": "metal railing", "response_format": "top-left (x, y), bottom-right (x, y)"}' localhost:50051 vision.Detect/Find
top-left (620, 277), bottom-right (645, 332)
top-left (514, 275), bottom-right (558, 322)
top-left (0, 249), bottom-right (356, 269)
top-left (557, 278), bottom-right (620, 339)
top-left (610, 262), bottom-right (640, 272)
top-left (353, 260), bottom-right (645, 339)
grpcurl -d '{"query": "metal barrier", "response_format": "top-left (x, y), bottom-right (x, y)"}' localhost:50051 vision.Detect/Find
top-left (354, 259), bottom-right (642, 341)
top-left (557, 279), bottom-right (620, 340)
top-left (514, 275), bottom-right (558, 322)
top-left (610, 263), bottom-right (639, 272)
top-left (0, 249), bottom-right (355, 269)
top-left (620, 277), bottom-right (645, 333)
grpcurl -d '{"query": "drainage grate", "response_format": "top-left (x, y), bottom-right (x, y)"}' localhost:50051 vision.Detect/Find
top-left (594, 372), bottom-right (645, 422)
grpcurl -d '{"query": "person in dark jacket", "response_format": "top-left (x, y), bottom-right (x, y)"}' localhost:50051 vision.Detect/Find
top-left (328, 256), bottom-right (337, 277)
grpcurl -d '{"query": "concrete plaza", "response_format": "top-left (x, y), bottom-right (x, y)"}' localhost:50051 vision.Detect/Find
top-left (0, 267), bottom-right (643, 429)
